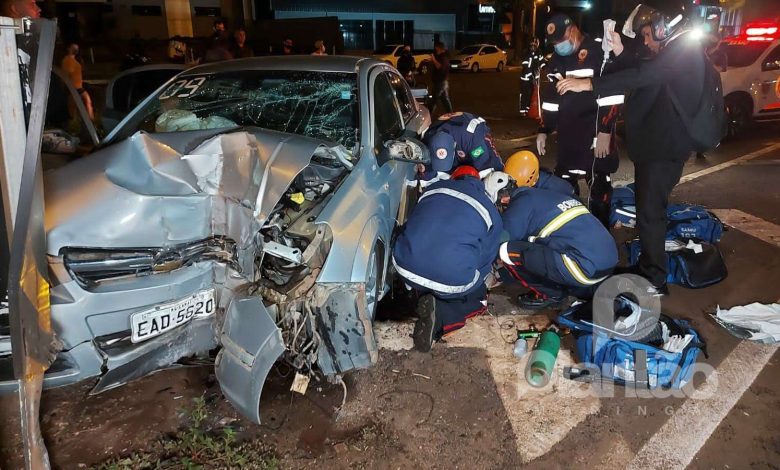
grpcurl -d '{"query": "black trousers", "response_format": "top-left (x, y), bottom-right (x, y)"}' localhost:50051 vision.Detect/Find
top-left (519, 79), bottom-right (533, 112)
top-left (429, 80), bottom-right (453, 115)
top-left (634, 158), bottom-right (685, 287)
top-left (555, 169), bottom-right (613, 228)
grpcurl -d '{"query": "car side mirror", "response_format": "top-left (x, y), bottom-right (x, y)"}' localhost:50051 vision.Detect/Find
top-left (762, 60), bottom-right (780, 72)
top-left (380, 137), bottom-right (430, 165)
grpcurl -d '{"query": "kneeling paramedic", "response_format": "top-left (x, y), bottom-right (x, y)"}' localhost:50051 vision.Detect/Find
top-left (393, 166), bottom-right (505, 351)
top-left (499, 180), bottom-right (619, 309)
top-left (423, 111), bottom-right (504, 176)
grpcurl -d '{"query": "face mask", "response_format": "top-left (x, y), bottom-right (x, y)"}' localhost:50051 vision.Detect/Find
top-left (554, 40), bottom-right (575, 56)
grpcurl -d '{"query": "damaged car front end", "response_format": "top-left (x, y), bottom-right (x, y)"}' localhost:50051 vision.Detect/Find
top-left (0, 57), bottom-right (431, 423)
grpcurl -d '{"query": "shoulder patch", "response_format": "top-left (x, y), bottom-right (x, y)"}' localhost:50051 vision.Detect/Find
top-left (471, 146), bottom-right (485, 158)
top-left (546, 23), bottom-right (555, 35)
top-left (578, 49), bottom-right (588, 63)
top-left (456, 150), bottom-right (466, 160)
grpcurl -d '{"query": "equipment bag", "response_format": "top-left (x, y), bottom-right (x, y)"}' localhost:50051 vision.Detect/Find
top-left (667, 50), bottom-right (726, 153)
top-left (558, 301), bottom-right (706, 390)
top-left (666, 204), bottom-right (724, 244)
top-left (628, 239), bottom-right (728, 289)
top-left (609, 184), bottom-right (637, 228)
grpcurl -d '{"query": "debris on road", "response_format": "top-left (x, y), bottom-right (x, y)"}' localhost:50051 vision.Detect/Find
top-left (712, 303), bottom-right (780, 343)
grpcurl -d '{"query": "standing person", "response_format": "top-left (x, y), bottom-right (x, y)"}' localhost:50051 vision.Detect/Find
top-left (231, 28), bottom-right (254, 58)
top-left (428, 41), bottom-right (453, 115)
top-left (204, 30), bottom-right (233, 63)
top-left (396, 45), bottom-right (416, 85)
top-left (168, 36), bottom-right (188, 64)
top-left (311, 40), bottom-right (328, 56)
top-left (61, 43), bottom-right (94, 121)
top-left (393, 166), bottom-right (504, 351)
top-left (280, 39), bottom-right (296, 55)
top-left (212, 19), bottom-right (226, 37)
top-left (557, 0), bottom-right (709, 293)
top-left (536, 13), bottom-right (623, 227)
top-left (519, 37), bottom-right (544, 115)
top-left (0, 0), bottom-right (40, 17)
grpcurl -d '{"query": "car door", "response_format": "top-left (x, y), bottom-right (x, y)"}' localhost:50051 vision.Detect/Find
top-left (103, 64), bottom-right (187, 131)
top-left (756, 43), bottom-right (780, 116)
top-left (482, 46), bottom-right (498, 68)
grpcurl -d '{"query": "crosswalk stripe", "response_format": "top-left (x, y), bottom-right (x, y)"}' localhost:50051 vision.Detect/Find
top-left (710, 209), bottom-right (780, 249)
top-left (679, 142), bottom-right (780, 184)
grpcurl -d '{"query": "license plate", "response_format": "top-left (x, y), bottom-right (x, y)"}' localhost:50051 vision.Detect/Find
top-left (130, 289), bottom-right (216, 343)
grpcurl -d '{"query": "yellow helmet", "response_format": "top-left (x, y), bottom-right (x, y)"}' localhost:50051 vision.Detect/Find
top-left (505, 150), bottom-right (540, 187)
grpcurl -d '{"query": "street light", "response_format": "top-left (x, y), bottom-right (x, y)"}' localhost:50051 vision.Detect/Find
top-left (532, 0), bottom-right (544, 40)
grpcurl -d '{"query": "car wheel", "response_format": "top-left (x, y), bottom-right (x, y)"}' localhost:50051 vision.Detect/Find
top-left (497, 61), bottom-right (504, 72)
top-left (364, 243), bottom-right (382, 319)
top-left (419, 62), bottom-right (430, 75)
top-left (471, 62), bottom-right (480, 73)
top-left (725, 94), bottom-right (752, 139)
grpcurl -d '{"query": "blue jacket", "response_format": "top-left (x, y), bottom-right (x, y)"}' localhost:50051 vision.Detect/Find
top-left (393, 177), bottom-right (503, 296)
top-left (536, 170), bottom-right (574, 196)
top-left (426, 112), bottom-right (504, 172)
top-left (503, 187), bottom-right (617, 275)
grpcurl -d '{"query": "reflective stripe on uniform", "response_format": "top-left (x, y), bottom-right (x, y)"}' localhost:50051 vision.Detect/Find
top-left (566, 68), bottom-right (594, 78)
top-left (562, 254), bottom-right (607, 286)
top-left (542, 102), bottom-right (559, 112)
top-left (392, 256), bottom-right (481, 294)
top-left (419, 187), bottom-right (493, 229)
top-left (537, 205), bottom-right (589, 238)
top-left (466, 117), bottom-right (486, 133)
top-left (597, 95), bottom-right (625, 106)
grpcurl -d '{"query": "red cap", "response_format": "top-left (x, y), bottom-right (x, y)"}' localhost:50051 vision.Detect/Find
top-left (451, 165), bottom-right (480, 180)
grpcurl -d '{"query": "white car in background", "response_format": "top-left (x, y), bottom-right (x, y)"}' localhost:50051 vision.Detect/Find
top-left (717, 21), bottom-right (780, 136)
top-left (450, 44), bottom-right (508, 73)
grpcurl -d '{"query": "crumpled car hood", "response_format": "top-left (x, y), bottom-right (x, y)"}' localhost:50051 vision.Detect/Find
top-left (45, 128), bottom-right (327, 257)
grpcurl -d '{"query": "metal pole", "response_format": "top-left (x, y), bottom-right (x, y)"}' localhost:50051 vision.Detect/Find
top-left (4, 17), bottom-right (58, 470)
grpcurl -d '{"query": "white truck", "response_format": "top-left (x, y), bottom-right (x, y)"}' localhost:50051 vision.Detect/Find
top-left (717, 20), bottom-right (780, 136)
top-left (372, 45), bottom-right (435, 74)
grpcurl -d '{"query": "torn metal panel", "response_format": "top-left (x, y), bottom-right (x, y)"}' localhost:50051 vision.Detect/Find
top-left (312, 283), bottom-right (378, 375)
top-left (216, 296), bottom-right (284, 424)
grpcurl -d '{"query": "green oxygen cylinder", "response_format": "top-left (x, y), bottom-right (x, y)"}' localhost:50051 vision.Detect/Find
top-left (525, 330), bottom-right (561, 388)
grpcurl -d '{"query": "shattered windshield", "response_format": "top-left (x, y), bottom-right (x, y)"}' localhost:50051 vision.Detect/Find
top-left (110, 70), bottom-right (359, 149)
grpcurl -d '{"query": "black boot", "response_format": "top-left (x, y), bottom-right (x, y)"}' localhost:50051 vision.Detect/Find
top-left (413, 294), bottom-right (438, 352)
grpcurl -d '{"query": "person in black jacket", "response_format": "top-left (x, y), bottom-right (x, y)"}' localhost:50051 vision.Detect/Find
top-left (536, 13), bottom-right (623, 227)
top-left (396, 45), bottom-right (416, 85)
top-left (556, 0), bottom-right (704, 293)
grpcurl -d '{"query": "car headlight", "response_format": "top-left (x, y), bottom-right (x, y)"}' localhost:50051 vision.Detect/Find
top-left (463, 56), bottom-right (473, 61)
top-left (63, 237), bottom-right (237, 286)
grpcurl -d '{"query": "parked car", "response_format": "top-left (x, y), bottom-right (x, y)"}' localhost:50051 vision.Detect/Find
top-left (0, 56), bottom-right (432, 424)
top-left (450, 44), bottom-right (508, 73)
top-left (718, 21), bottom-right (780, 136)
top-left (371, 44), bottom-right (434, 74)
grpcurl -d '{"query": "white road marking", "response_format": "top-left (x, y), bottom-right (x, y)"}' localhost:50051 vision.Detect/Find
top-left (630, 341), bottom-right (778, 470)
top-left (631, 203), bottom-right (780, 469)
top-left (679, 142), bottom-right (780, 184)
top-left (711, 209), bottom-right (780, 249)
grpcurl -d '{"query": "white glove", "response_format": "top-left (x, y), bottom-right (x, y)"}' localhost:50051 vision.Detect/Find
top-left (536, 133), bottom-right (547, 156)
top-left (594, 132), bottom-right (611, 159)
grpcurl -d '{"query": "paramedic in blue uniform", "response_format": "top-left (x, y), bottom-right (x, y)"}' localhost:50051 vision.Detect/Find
top-left (499, 178), bottom-right (619, 310)
top-left (423, 111), bottom-right (504, 175)
top-left (536, 13), bottom-right (624, 227)
top-left (393, 165), bottom-right (504, 352)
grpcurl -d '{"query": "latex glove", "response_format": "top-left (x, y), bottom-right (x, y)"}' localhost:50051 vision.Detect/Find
top-left (594, 132), bottom-right (611, 159)
top-left (536, 133), bottom-right (547, 156)
top-left (608, 31), bottom-right (624, 57)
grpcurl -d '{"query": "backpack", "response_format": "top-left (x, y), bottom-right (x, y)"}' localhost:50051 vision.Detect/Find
top-left (667, 51), bottom-right (725, 153)
top-left (628, 239), bottom-right (728, 289)
top-left (666, 204), bottom-right (724, 244)
top-left (558, 300), bottom-right (706, 390)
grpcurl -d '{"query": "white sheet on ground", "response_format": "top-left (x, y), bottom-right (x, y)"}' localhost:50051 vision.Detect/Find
top-left (715, 303), bottom-right (780, 343)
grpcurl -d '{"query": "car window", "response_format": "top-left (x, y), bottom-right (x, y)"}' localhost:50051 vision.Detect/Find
top-left (459, 46), bottom-right (482, 55)
top-left (484, 46), bottom-right (498, 54)
top-left (111, 68), bottom-right (183, 113)
top-left (373, 73), bottom-right (404, 151)
top-left (385, 72), bottom-right (416, 123)
top-left (764, 45), bottom-right (780, 69)
top-left (109, 70), bottom-right (360, 150)
top-left (720, 42), bottom-right (771, 68)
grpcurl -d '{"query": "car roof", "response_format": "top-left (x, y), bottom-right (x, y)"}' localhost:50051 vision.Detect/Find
top-left (181, 56), bottom-right (377, 75)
